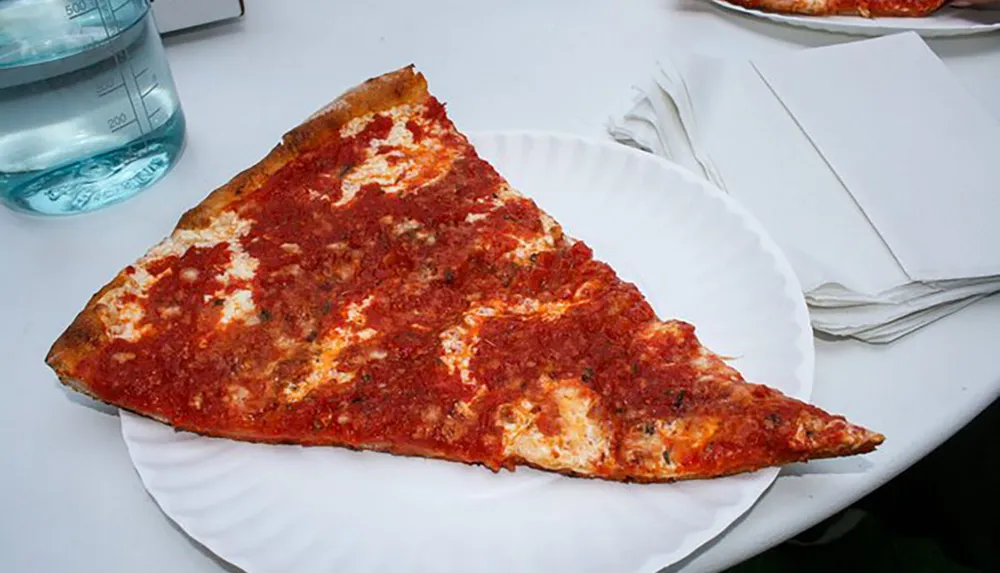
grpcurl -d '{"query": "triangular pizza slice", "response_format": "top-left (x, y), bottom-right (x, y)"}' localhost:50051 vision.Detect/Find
top-left (46, 66), bottom-right (882, 482)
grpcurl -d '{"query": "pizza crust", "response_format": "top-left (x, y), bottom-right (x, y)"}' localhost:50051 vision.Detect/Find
top-left (46, 65), bottom-right (431, 391)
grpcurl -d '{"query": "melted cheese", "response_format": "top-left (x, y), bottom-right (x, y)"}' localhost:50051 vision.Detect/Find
top-left (622, 417), bottom-right (721, 477)
top-left (790, 412), bottom-right (856, 450)
top-left (440, 297), bottom-right (581, 387)
top-left (492, 183), bottom-right (521, 205)
top-left (227, 385), bottom-right (250, 407)
top-left (211, 236), bottom-right (261, 326)
top-left (339, 114), bottom-right (373, 138)
top-left (500, 378), bottom-right (610, 473)
top-left (219, 289), bottom-right (257, 326)
top-left (146, 211), bottom-right (253, 260)
top-left (505, 212), bottom-right (561, 264)
top-left (103, 299), bottom-right (148, 342)
top-left (337, 155), bottom-right (402, 206)
top-left (98, 212), bottom-right (259, 341)
top-left (468, 184), bottom-right (519, 220)
top-left (336, 104), bottom-right (464, 207)
top-left (440, 305), bottom-right (497, 386)
top-left (393, 218), bottom-right (422, 235)
top-left (392, 218), bottom-right (436, 244)
top-left (506, 297), bottom-right (578, 321)
top-left (468, 185), bottom-right (563, 263)
top-left (287, 296), bottom-right (378, 402)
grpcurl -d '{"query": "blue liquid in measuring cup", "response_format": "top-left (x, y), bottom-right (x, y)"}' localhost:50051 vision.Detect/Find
top-left (0, 0), bottom-right (186, 215)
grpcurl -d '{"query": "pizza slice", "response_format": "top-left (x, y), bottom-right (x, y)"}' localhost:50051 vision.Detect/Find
top-left (721, 0), bottom-right (946, 17)
top-left (46, 66), bottom-right (883, 482)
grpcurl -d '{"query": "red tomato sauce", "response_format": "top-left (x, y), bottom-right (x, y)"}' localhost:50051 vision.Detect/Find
top-left (75, 97), bottom-right (716, 472)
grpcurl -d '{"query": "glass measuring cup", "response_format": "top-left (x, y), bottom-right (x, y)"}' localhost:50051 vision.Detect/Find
top-left (0, 0), bottom-right (186, 215)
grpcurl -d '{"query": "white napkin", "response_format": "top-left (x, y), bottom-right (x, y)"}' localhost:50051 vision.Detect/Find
top-left (609, 32), bottom-right (1000, 343)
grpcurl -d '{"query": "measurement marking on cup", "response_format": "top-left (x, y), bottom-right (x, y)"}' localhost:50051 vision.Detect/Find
top-left (140, 82), bottom-right (159, 99)
top-left (149, 107), bottom-right (164, 120)
top-left (119, 55), bottom-right (144, 135)
top-left (127, 59), bottom-right (154, 126)
top-left (110, 118), bottom-right (138, 133)
top-left (135, 67), bottom-right (149, 78)
top-left (96, 6), bottom-right (144, 136)
top-left (110, 0), bottom-right (131, 13)
top-left (66, 3), bottom-right (99, 20)
top-left (97, 82), bottom-right (126, 97)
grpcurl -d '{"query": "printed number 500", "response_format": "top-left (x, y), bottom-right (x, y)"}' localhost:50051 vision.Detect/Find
top-left (64, 1), bottom-right (94, 18)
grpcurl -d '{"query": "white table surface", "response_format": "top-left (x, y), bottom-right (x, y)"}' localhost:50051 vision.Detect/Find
top-left (2, 1), bottom-right (999, 572)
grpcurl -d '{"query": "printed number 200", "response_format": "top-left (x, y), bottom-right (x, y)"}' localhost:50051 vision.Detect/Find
top-left (108, 113), bottom-right (130, 130)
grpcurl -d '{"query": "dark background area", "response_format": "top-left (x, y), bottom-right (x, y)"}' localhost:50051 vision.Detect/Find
top-left (728, 397), bottom-right (1000, 572)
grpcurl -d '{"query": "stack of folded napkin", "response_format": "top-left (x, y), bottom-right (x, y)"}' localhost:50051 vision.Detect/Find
top-left (610, 32), bottom-right (1000, 343)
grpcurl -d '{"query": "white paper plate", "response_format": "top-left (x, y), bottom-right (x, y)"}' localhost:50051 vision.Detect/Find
top-left (711, 0), bottom-right (1000, 36)
top-left (121, 132), bottom-right (815, 573)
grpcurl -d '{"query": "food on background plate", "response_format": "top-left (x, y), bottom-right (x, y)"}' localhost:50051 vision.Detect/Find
top-left (46, 66), bottom-right (883, 482)
top-left (720, 0), bottom-right (946, 17)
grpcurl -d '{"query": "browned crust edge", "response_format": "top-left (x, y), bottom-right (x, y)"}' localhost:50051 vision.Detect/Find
top-left (45, 65), bottom-right (430, 386)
